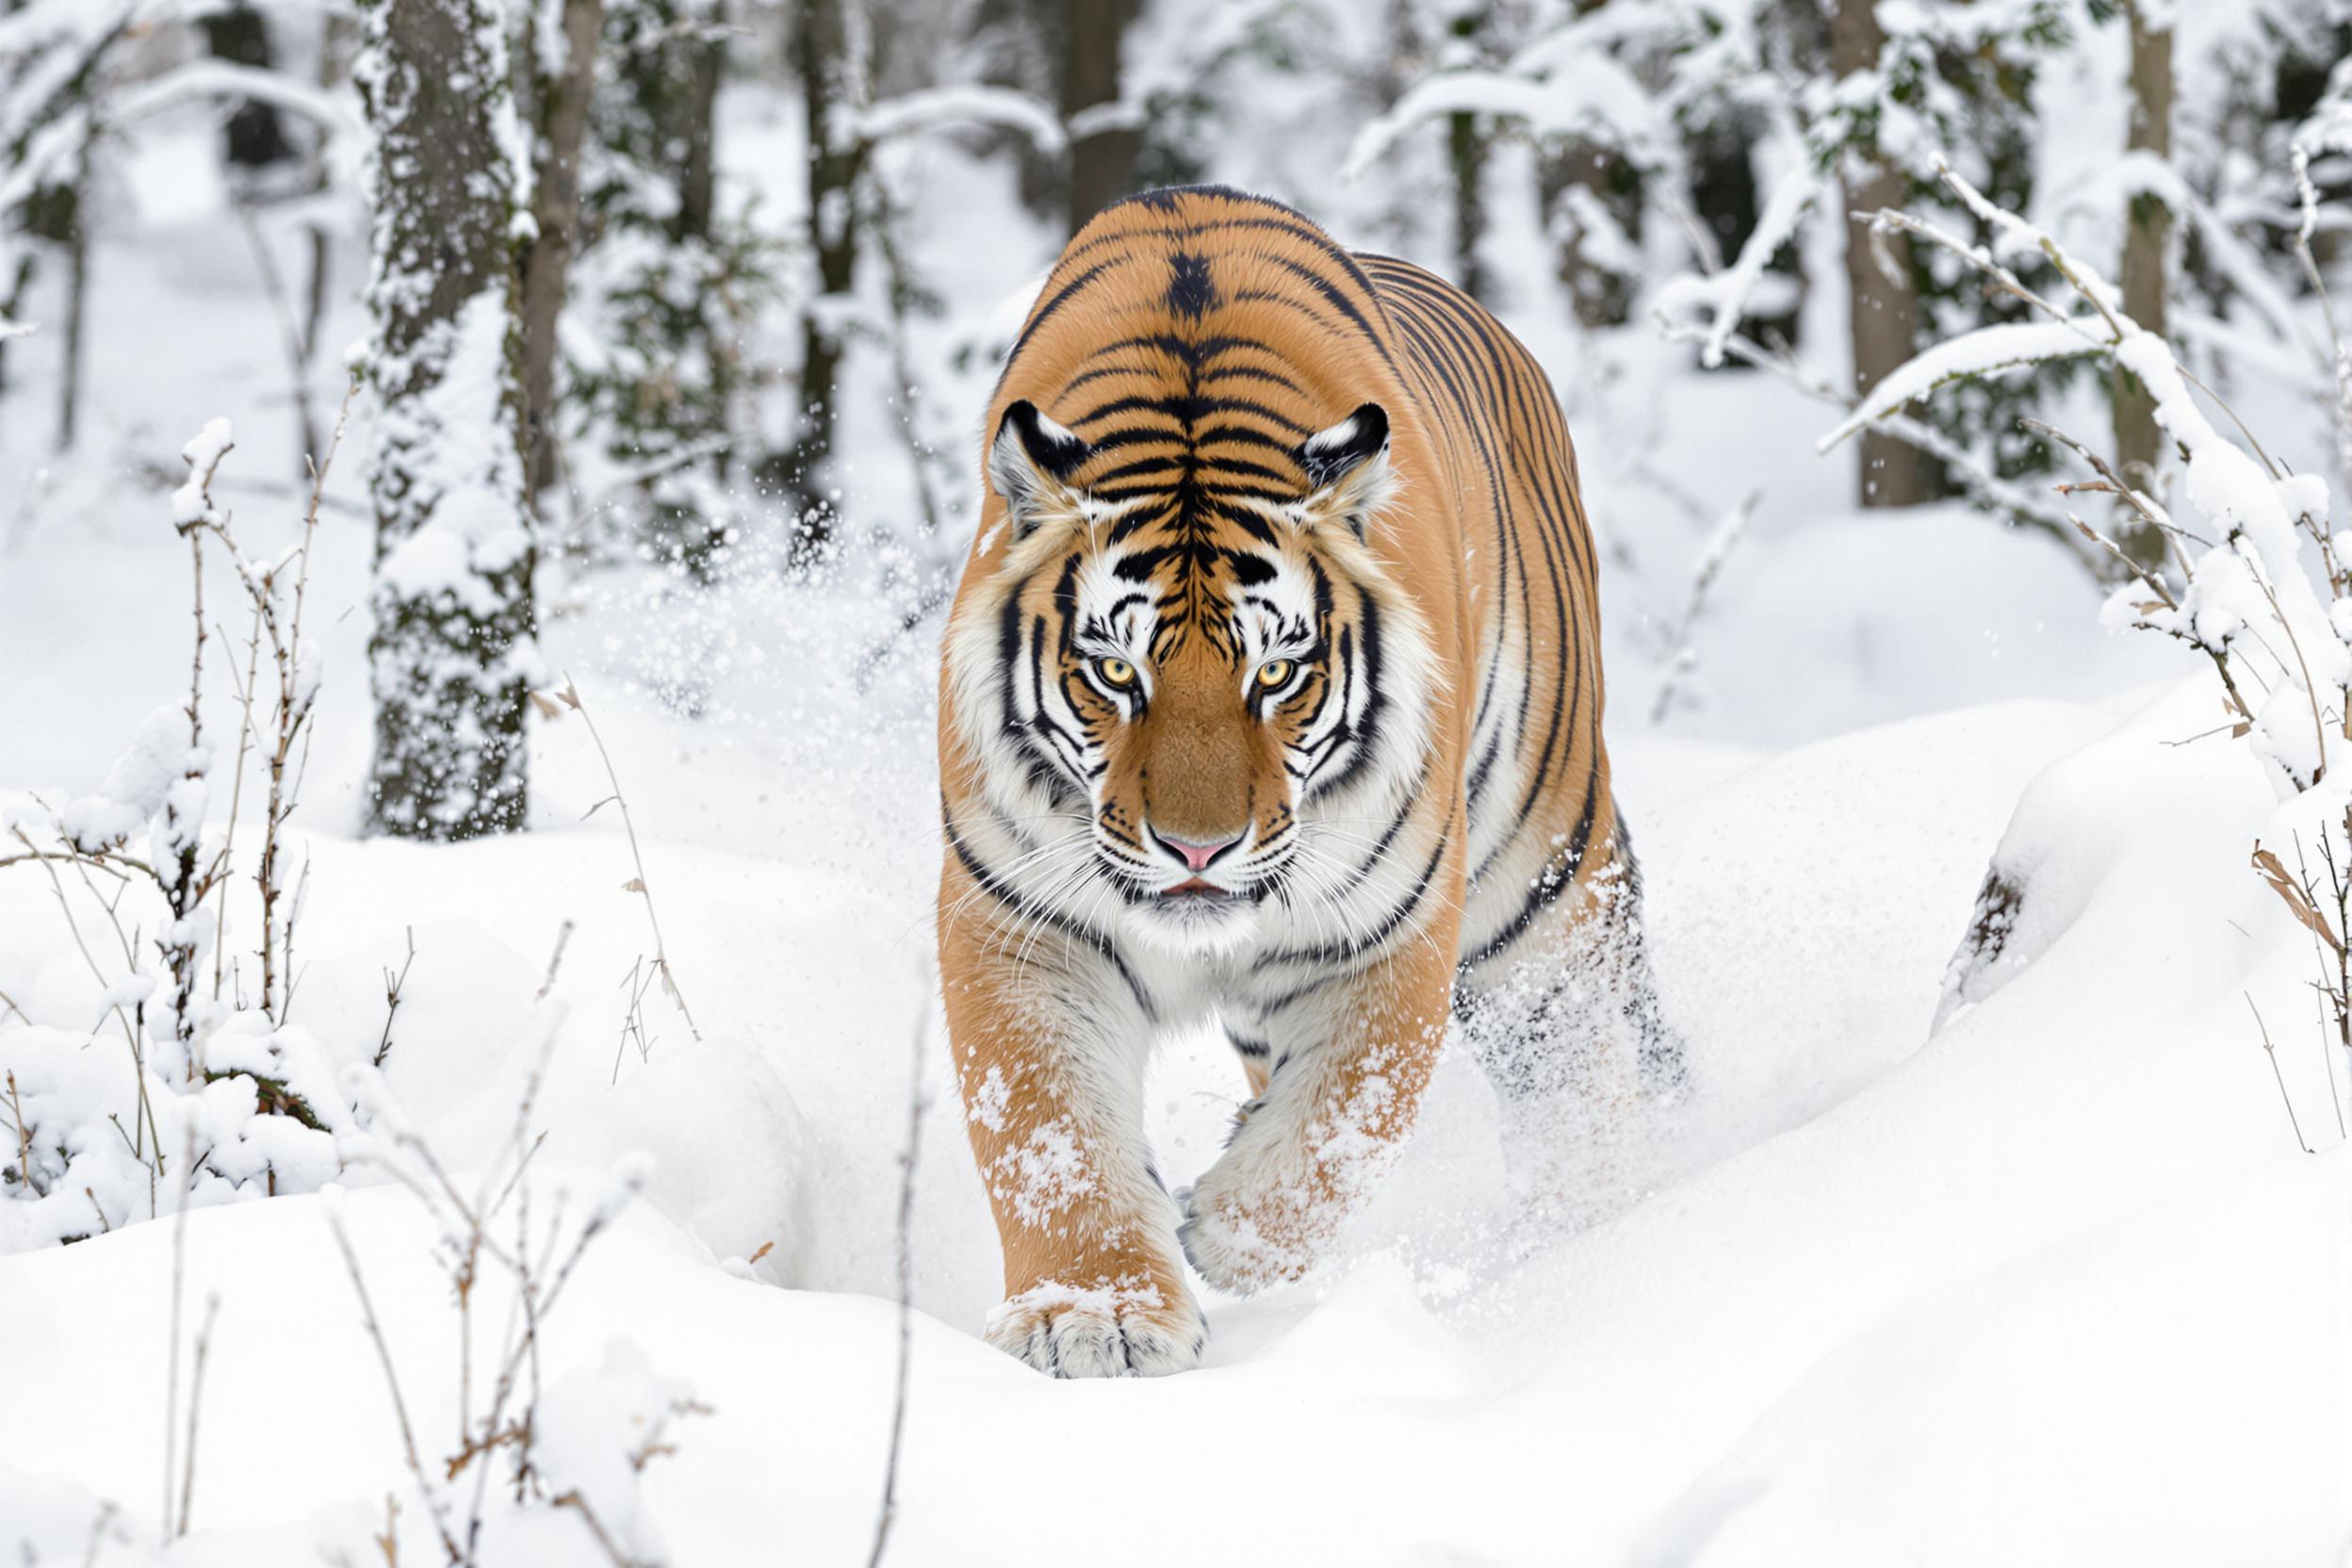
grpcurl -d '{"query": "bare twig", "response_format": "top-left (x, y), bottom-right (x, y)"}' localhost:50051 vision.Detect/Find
top-left (234, 201), bottom-right (320, 475)
top-left (5, 1070), bottom-right (37, 1198)
top-left (536, 919), bottom-right (576, 1004)
top-left (255, 384), bottom-right (352, 1020)
top-left (869, 996), bottom-right (931, 1568)
top-left (1649, 490), bottom-right (1759, 726)
top-left (550, 1491), bottom-right (631, 1566)
top-left (535, 678), bottom-right (700, 1054)
top-left (2246, 994), bottom-right (2314, 1153)
top-left (211, 597), bottom-right (266, 1004)
top-left (79, 1501), bottom-right (120, 1568)
top-left (328, 1200), bottom-right (467, 1562)
top-left (376, 926), bottom-right (417, 1068)
top-left (175, 1292), bottom-right (220, 1537)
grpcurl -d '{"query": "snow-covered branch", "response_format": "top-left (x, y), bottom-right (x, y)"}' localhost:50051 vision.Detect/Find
top-left (1816, 321), bottom-right (2105, 453)
top-left (110, 59), bottom-right (364, 142)
top-left (1654, 164), bottom-right (1818, 369)
top-left (850, 86), bottom-right (1066, 156)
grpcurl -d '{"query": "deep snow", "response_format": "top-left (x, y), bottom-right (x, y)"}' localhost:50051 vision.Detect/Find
top-left (4, 45), bottom-right (2348, 1568)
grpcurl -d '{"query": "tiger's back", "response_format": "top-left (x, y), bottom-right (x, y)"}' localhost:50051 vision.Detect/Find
top-left (1352, 250), bottom-right (1626, 985)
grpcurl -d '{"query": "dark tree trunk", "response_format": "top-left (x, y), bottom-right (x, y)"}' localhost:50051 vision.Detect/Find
top-left (1447, 108), bottom-right (1491, 305)
top-left (1539, 139), bottom-right (1638, 329)
top-left (676, 29), bottom-right (721, 244)
top-left (1059, 0), bottom-right (1135, 235)
top-left (2114, 0), bottom-right (2173, 553)
top-left (519, 0), bottom-right (606, 508)
top-left (55, 145), bottom-right (87, 451)
top-left (1832, 0), bottom-right (1926, 508)
top-left (290, 13), bottom-right (358, 476)
top-left (358, 0), bottom-right (535, 841)
top-left (200, 4), bottom-right (295, 171)
top-left (775, 0), bottom-right (866, 557)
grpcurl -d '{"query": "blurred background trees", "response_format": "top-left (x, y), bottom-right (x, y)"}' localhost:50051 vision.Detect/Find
top-left (1, 0), bottom-right (2348, 837)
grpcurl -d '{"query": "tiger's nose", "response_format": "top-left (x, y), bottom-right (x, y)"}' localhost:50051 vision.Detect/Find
top-left (1150, 828), bottom-right (1243, 874)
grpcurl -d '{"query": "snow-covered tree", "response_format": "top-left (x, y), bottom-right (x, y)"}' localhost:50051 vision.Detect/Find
top-left (565, 0), bottom-right (777, 580)
top-left (518, 0), bottom-right (607, 511)
top-left (775, 0), bottom-right (868, 558)
top-left (356, 0), bottom-right (537, 840)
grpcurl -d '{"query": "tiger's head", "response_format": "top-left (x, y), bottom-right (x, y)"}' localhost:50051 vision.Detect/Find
top-left (945, 396), bottom-right (1440, 955)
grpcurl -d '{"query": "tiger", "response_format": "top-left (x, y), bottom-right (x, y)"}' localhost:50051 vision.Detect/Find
top-left (936, 184), bottom-right (1672, 1379)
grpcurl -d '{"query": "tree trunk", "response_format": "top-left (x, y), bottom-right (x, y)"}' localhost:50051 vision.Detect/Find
top-left (676, 28), bottom-right (720, 245)
top-left (2114, 0), bottom-right (2173, 556)
top-left (1540, 139), bottom-right (1637, 329)
top-left (358, 0), bottom-right (535, 841)
top-left (518, 0), bottom-right (605, 508)
top-left (55, 143), bottom-right (87, 451)
top-left (1060, 0), bottom-right (1135, 235)
top-left (1447, 109), bottom-right (1491, 305)
top-left (290, 13), bottom-right (358, 476)
top-left (1832, 0), bottom-right (1926, 508)
top-left (200, 4), bottom-right (295, 172)
top-left (776, 0), bottom-right (865, 557)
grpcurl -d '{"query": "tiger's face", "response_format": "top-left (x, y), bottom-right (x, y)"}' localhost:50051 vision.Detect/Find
top-left (952, 398), bottom-right (1430, 954)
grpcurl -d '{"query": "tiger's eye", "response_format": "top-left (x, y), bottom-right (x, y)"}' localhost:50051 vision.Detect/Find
top-left (1096, 657), bottom-right (1137, 688)
top-left (1255, 659), bottom-right (1294, 690)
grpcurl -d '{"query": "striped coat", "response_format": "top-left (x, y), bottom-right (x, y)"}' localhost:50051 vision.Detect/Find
top-left (937, 185), bottom-right (1668, 1378)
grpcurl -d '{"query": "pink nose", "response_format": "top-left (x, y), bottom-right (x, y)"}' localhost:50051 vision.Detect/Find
top-left (1153, 830), bottom-right (1242, 874)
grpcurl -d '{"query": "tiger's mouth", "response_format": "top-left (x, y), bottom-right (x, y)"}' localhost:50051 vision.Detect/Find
top-left (1161, 878), bottom-right (1237, 898)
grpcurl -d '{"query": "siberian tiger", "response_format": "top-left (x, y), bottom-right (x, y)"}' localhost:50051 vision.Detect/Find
top-left (937, 185), bottom-right (1670, 1378)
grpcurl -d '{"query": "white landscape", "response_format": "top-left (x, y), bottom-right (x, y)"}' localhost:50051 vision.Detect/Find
top-left (2, 1), bottom-right (2348, 1564)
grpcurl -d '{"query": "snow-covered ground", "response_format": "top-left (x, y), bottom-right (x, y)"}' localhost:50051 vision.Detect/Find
top-left (3, 73), bottom-right (2347, 1568)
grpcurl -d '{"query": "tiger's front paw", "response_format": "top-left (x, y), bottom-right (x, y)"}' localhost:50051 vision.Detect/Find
top-left (984, 1276), bottom-right (1208, 1378)
top-left (1174, 1168), bottom-right (1319, 1295)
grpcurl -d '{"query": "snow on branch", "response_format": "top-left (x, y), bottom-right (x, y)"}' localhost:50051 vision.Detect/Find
top-left (1828, 156), bottom-right (2351, 798)
top-left (109, 59), bottom-right (364, 141)
top-left (1816, 320), bottom-right (2103, 453)
top-left (850, 86), bottom-right (1066, 157)
top-left (1342, 46), bottom-right (1662, 183)
top-left (1655, 165), bottom-right (1819, 369)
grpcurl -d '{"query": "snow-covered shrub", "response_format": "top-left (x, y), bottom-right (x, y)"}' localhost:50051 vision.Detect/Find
top-left (1833, 155), bottom-right (2352, 1142)
top-left (0, 416), bottom-right (358, 1249)
top-left (0, 1017), bottom-right (350, 1250)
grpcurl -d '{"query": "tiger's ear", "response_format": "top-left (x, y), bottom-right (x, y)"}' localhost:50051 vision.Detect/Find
top-left (1295, 403), bottom-right (1396, 539)
top-left (988, 400), bottom-right (1093, 542)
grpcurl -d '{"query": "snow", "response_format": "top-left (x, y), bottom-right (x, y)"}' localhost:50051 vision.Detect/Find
top-left (171, 418), bottom-right (232, 525)
top-left (5, 14), bottom-right (2351, 1565)
top-left (4, 684), bottom-right (2346, 1562)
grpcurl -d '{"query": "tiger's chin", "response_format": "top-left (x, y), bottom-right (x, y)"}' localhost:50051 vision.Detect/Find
top-left (1125, 889), bottom-right (1264, 956)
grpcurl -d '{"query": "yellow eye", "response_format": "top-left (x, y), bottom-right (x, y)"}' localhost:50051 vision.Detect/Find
top-left (1255, 659), bottom-right (1294, 690)
top-left (1095, 657), bottom-right (1137, 689)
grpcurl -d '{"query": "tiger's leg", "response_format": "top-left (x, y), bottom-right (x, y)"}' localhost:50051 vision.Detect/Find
top-left (940, 864), bottom-right (1206, 1378)
top-left (1224, 1022), bottom-right (1274, 1098)
top-left (1179, 929), bottom-right (1456, 1293)
top-left (1459, 831), bottom-right (1680, 1224)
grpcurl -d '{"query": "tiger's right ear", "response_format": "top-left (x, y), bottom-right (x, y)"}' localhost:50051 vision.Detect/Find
top-left (988, 400), bottom-right (1094, 542)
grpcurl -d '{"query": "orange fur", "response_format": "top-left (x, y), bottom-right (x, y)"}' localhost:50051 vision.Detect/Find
top-left (937, 188), bottom-right (1663, 1377)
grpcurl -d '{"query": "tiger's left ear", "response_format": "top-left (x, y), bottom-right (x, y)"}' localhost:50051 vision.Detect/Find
top-left (1294, 402), bottom-right (1396, 539)
top-left (988, 400), bottom-right (1094, 543)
